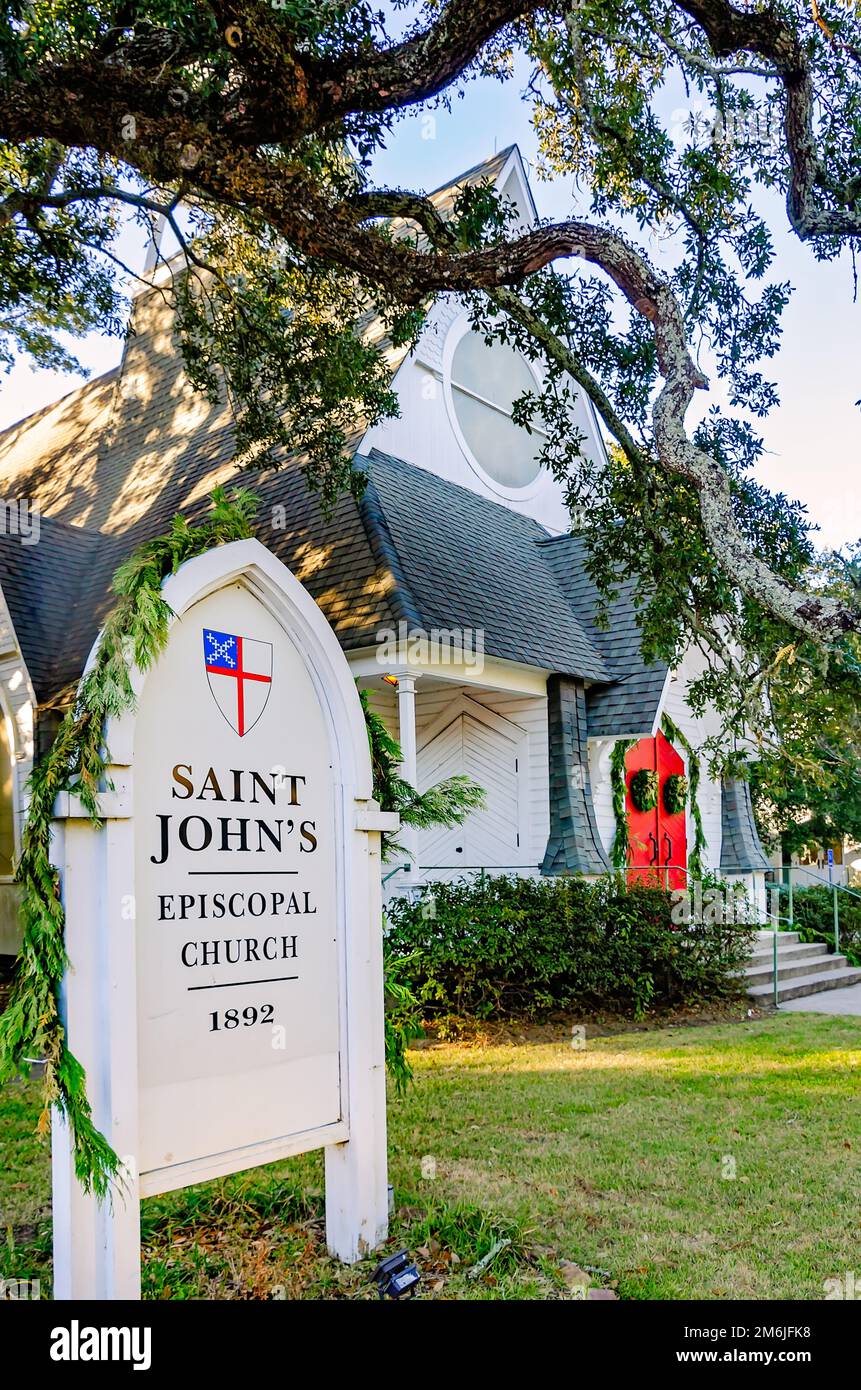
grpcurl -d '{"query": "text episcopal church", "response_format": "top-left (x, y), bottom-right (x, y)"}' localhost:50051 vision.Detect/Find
top-left (0, 145), bottom-right (769, 955)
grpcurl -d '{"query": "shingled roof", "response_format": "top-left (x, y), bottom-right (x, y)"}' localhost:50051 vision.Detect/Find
top-left (0, 456), bottom-right (404, 707)
top-left (0, 409), bottom-right (659, 717)
top-left (539, 534), bottom-right (668, 737)
top-left (357, 449), bottom-right (609, 680)
top-left (0, 145), bottom-right (660, 722)
top-left (0, 513), bottom-right (108, 701)
top-left (0, 439), bottom-right (622, 707)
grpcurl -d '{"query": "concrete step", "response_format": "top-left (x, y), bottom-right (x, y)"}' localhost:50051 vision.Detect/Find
top-left (754, 930), bottom-right (800, 946)
top-left (745, 953), bottom-right (850, 986)
top-left (749, 941), bottom-right (824, 966)
top-left (747, 966), bottom-right (861, 1003)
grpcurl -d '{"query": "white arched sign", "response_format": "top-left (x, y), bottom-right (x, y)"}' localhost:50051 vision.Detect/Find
top-left (51, 540), bottom-right (395, 1299)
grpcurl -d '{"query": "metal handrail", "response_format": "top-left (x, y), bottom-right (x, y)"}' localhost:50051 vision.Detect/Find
top-left (408, 864), bottom-right (542, 871)
top-left (770, 862), bottom-right (861, 902)
top-left (626, 862), bottom-right (690, 880)
top-left (382, 863), bottom-right (411, 885)
top-left (765, 863), bottom-right (861, 963)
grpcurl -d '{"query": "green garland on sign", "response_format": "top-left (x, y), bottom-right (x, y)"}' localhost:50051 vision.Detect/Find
top-left (0, 488), bottom-right (261, 1196)
top-left (661, 713), bottom-right (707, 879)
top-left (609, 737), bottom-right (636, 868)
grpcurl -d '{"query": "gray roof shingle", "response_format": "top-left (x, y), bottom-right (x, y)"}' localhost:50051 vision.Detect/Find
top-left (539, 533), bottom-right (668, 736)
top-left (720, 779), bottom-right (770, 873)
top-left (0, 515), bottom-right (107, 702)
top-left (0, 441), bottom-right (664, 715)
top-left (11, 464), bottom-right (400, 708)
top-left (357, 450), bottom-right (610, 681)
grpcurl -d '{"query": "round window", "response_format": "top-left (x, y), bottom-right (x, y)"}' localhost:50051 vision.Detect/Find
top-left (449, 328), bottom-right (546, 490)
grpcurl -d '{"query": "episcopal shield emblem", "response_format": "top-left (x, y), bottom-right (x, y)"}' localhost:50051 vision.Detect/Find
top-left (203, 628), bottom-right (273, 736)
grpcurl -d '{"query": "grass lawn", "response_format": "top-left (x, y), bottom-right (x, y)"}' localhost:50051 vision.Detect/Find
top-left (2, 1012), bottom-right (859, 1299)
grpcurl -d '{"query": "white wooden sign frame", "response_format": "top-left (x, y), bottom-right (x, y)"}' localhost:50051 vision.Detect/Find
top-left (50, 539), bottom-right (396, 1299)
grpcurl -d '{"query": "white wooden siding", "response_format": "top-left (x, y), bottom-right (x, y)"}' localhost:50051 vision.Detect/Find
top-left (417, 705), bottom-right (522, 869)
top-left (360, 348), bottom-right (604, 536)
top-left (0, 587), bottom-right (35, 953)
top-left (365, 681), bottom-right (549, 876)
top-left (589, 736), bottom-right (618, 862)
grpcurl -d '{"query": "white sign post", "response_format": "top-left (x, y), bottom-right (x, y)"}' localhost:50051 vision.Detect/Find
top-left (50, 539), bottom-right (396, 1299)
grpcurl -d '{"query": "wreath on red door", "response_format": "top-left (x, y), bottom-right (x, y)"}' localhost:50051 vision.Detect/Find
top-left (629, 767), bottom-right (659, 812)
top-left (663, 773), bottom-right (689, 815)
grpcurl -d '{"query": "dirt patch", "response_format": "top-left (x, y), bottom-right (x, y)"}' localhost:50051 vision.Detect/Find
top-left (412, 999), bottom-right (775, 1049)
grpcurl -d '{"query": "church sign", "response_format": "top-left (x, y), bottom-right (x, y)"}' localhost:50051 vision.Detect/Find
top-left (51, 540), bottom-right (395, 1299)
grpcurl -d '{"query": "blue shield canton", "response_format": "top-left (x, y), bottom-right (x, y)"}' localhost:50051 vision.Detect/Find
top-left (203, 629), bottom-right (238, 671)
top-left (202, 627), bottom-right (273, 736)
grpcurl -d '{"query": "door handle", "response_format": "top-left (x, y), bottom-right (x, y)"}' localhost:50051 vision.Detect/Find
top-left (663, 832), bottom-right (672, 866)
top-left (648, 832), bottom-right (659, 866)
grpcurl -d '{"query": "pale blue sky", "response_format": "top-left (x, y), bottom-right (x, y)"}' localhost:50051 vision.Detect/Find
top-left (1, 67), bottom-right (858, 549)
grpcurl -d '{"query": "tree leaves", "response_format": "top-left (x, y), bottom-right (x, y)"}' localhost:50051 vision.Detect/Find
top-left (0, 2), bottom-right (857, 802)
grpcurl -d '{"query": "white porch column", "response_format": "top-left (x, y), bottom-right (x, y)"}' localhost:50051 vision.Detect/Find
top-left (396, 674), bottom-right (420, 881)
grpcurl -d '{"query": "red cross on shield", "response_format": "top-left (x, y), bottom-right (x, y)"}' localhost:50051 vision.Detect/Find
top-left (203, 629), bottom-right (273, 736)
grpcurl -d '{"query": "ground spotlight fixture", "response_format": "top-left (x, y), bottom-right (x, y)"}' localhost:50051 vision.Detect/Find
top-left (372, 1250), bottom-right (420, 1299)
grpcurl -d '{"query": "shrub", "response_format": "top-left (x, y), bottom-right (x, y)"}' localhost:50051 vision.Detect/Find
top-left (384, 873), bottom-right (755, 1020)
top-left (772, 883), bottom-right (861, 966)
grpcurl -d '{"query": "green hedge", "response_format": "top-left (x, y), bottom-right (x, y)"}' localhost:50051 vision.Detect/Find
top-left (773, 884), bottom-right (861, 966)
top-left (385, 874), bottom-right (756, 1020)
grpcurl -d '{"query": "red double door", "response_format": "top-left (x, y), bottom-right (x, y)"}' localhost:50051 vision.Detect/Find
top-left (625, 732), bottom-right (687, 890)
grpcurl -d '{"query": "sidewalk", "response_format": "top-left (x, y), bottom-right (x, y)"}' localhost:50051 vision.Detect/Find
top-left (780, 983), bottom-right (861, 1015)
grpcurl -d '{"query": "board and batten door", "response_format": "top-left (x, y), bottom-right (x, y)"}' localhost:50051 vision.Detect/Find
top-left (417, 697), bottom-right (526, 873)
top-left (624, 731), bottom-right (687, 890)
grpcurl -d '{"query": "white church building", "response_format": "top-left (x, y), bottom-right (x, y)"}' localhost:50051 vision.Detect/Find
top-left (0, 145), bottom-right (770, 956)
